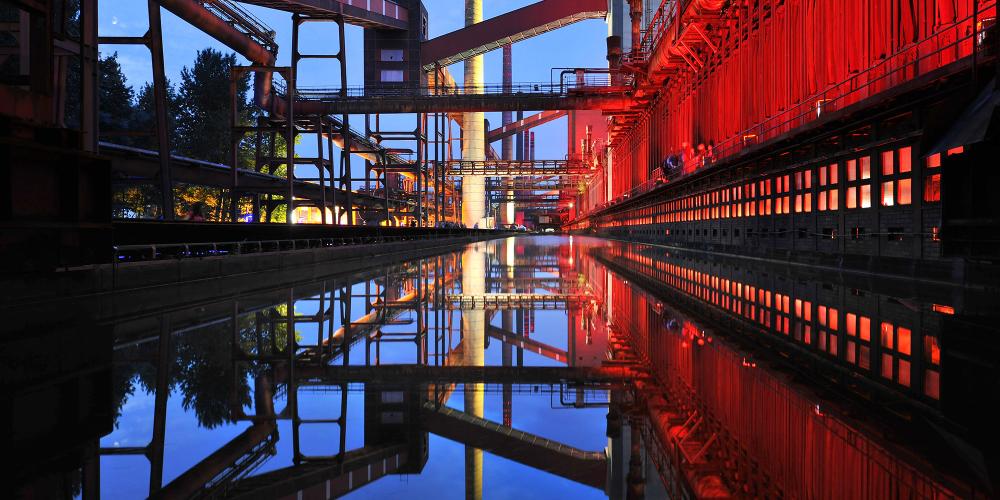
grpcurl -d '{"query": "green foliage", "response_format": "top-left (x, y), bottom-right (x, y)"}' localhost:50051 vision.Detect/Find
top-left (98, 53), bottom-right (135, 138)
top-left (133, 79), bottom-right (180, 151)
top-left (175, 48), bottom-right (251, 165)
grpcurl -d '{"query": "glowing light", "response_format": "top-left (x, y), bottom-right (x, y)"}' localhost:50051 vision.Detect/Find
top-left (932, 304), bottom-right (955, 315)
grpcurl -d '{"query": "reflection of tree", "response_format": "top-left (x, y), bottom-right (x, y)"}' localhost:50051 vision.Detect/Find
top-left (111, 302), bottom-right (304, 429)
top-left (173, 324), bottom-right (248, 429)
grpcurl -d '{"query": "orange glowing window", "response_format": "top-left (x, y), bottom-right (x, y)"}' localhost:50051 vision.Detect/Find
top-left (899, 147), bottom-right (912, 173)
top-left (829, 164), bottom-right (838, 184)
top-left (898, 179), bottom-right (912, 205)
top-left (818, 305), bottom-right (827, 326)
top-left (847, 159), bottom-right (857, 181)
top-left (925, 371), bottom-right (940, 399)
top-left (927, 153), bottom-right (941, 168)
top-left (795, 195), bottom-right (803, 212)
top-left (860, 156), bottom-right (871, 179)
top-left (882, 150), bottom-right (894, 175)
top-left (932, 304), bottom-right (955, 315)
top-left (898, 359), bottom-right (911, 387)
top-left (925, 336), bottom-right (941, 365)
top-left (829, 190), bottom-right (839, 210)
top-left (881, 181), bottom-right (895, 206)
top-left (881, 354), bottom-right (894, 379)
top-left (803, 301), bottom-right (812, 321)
top-left (795, 298), bottom-right (803, 317)
top-left (880, 322), bottom-right (894, 349)
top-left (819, 193), bottom-right (827, 211)
top-left (947, 146), bottom-right (964, 156)
top-left (829, 308), bottom-right (839, 331)
top-left (819, 165), bottom-right (828, 186)
top-left (860, 185), bottom-right (872, 208)
top-left (897, 327), bottom-right (911, 355)
top-left (846, 313), bottom-right (857, 336)
top-left (847, 342), bottom-right (857, 363)
top-left (847, 187), bottom-right (857, 208)
top-left (860, 346), bottom-right (871, 370)
top-left (924, 174), bottom-right (941, 202)
top-left (804, 193), bottom-right (812, 212)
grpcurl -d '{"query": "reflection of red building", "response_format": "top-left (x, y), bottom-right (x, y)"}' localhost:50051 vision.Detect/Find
top-left (582, 242), bottom-right (987, 498)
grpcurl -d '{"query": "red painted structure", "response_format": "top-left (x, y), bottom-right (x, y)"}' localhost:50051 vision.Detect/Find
top-left (605, 0), bottom-right (995, 200)
top-left (584, 243), bottom-right (984, 498)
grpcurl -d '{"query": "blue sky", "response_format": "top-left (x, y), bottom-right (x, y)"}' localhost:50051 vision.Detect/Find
top-left (97, 0), bottom-right (609, 161)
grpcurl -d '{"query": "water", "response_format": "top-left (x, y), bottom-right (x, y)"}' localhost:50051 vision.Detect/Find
top-left (5, 235), bottom-right (997, 498)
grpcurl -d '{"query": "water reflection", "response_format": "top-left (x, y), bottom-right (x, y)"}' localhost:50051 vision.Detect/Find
top-left (4, 236), bottom-right (997, 498)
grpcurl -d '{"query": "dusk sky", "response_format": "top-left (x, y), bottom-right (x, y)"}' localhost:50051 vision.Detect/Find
top-left (97, 0), bottom-right (609, 162)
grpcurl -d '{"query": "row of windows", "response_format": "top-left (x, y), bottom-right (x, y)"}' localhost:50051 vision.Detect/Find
top-left (597, 146), bottom-right (957, 229)
top-left (607, 249), bottom-right (943, 399)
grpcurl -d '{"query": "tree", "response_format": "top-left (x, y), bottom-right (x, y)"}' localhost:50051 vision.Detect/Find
top-left (98, 52), bottom-right (135, 140)
top-left (133, 79), bottom-right (179, 151)
top-left (175, 48), bottom-right (251, 165)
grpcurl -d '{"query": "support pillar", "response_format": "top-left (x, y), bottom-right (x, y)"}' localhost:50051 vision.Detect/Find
top-left (462, 241), bottom-right (486, 500)
top-left (461, 0), bottom-right (485, 228)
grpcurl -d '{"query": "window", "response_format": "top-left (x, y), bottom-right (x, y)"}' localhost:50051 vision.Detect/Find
top-left (846, 156), bottom-right (872, 209)
top-left (924, 174), bottom-right (941, 202)
top-left (881, 147), bottom-right (913, 206)
top-left (898, 178), bottom-right (912, 205)
top-left (882, 181), bottom-right (895, 206)
top-left (380, 49), bottom-right (404, 62)
top-left (882, 150), bottom-right (894, 175)
top-left (380, 69), bottom-right (404, 82)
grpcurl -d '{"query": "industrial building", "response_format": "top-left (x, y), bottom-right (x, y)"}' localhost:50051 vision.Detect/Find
top-left (2, 0), bottom-right (998, 498)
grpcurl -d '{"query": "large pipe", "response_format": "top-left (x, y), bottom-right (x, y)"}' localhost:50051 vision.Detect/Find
top-left (155, 0), bottom-right (283, 113)
top-left (461, 0), bottom-right (486, 228)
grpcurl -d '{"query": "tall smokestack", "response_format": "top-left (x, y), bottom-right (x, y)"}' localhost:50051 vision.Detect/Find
top-left (461, 0), bottom-right (485, 228)
top-left (501, 44), bottom-right (514, 226)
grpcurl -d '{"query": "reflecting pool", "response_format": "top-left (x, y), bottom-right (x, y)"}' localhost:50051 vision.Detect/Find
top-left (4, 236), bottom-right (998, 499)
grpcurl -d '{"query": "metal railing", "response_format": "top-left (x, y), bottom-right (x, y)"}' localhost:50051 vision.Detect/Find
top-left (198, 0), bottom-right (277, 54)
top-left (112, 229), bottom-right (504, 263)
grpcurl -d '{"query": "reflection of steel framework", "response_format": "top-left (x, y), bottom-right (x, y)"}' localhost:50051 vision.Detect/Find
top-left (447, 293), bottom-right (593, 310)
top-left (446, 159), bottom-right (590, 176)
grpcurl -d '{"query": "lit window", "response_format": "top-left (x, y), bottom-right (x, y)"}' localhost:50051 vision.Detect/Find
top-left (860, 185), bottom-right (872, 208)
top-left (380, 49), bottom-right (404, 62)
top-left (899, 147), bottom-right (911, 173)
top-left (829, 189), bottom-right (839, 210)
top-left (846, 313), bottom-right (857, 336)
top-left (881, 353), bottom-right (893, 379)
top-left (847, 187), bottom-right (857, 208)
top-left (925, 336), bottom-right (941, 365)
top-left (898, 359), bottom-right (911, 387)
top-left (924, 174), bottom-right (941, 202)
top-left (860, 156), bottom-right (871, 179)
top-left (881, 181), bottom-right (895, 206)
top-left (882, 150), bottom-right (894, 175)
top-left (880, 322), bottom-right (894, 348)
top-left (927, 153), bottom-right (941, 168)
top-left (925, 371), bottom-right (940, 399)
top-left (897, 327), bottom-right (911, 355)
top-left (380, 69), bottom-right (404, 82)
top-left (898, 179), bottom-right (911, 205)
